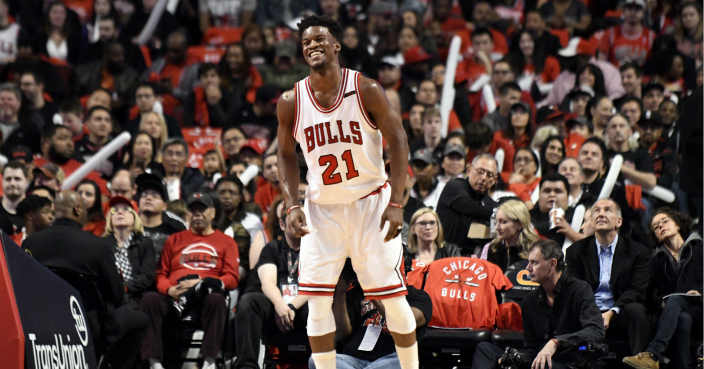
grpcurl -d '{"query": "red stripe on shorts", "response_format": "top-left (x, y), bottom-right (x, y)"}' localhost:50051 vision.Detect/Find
top-left (359, 181), bottom-right (389, 200)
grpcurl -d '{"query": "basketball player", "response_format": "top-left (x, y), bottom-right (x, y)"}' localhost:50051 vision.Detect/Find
top-left (276, 15), bottom-right (416, 369)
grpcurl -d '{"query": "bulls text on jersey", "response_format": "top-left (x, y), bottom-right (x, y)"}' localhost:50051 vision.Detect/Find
top-left (303, 120), bottom-right (364, 152)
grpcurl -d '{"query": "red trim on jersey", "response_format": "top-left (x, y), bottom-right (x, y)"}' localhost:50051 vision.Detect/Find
top-left (365, 283), bottom-right (404, 293)
top-left (354, 72), bottom-right (377, 129)
top-left (359, 181), bottom-right (389, 199)
top-left (292, 82), bottom-right (301, 138)
top-left (305, 68), bottom-right (348, 113)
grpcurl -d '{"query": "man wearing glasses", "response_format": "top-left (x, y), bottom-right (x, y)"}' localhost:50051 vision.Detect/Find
top-left (157, 138), bottom-right (206, 200)
top-left (436, 153), bottom-right (498, 251)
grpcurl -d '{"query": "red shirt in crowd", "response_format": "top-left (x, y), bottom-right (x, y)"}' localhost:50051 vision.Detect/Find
top-left (467, 136), bottom-right (515, 175)
top-left (500, 173), bottom-right (541, 202)
top-left (254, 181), bottom-right (281, 214)
top-left (522, 56), bottom-right (561, 85)
top-left (33, 157), bottom-right (109, 196)
top-left (155, 229), bottom-right (240, 295)
top-left (599, 25), bottom-right (656, 66)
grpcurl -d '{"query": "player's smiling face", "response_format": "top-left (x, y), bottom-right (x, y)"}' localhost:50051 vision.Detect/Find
top-left (302, 26), bottom-right (340, 69)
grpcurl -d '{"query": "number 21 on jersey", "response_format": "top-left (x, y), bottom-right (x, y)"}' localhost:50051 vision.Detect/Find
top-left (319, 150), bottom-right (359, 185)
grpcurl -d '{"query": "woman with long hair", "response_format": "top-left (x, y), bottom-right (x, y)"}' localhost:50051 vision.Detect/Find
top-left (496, 102), bottom-right (534, 149)
top-left (122, 132), bottom-right (161, 178)
top-left (623, 207), bottom-right (702, 369)
top-left (219, 42), bottom-right (262, 105)
top-left (139, 112), bottom-right (168, 162)
top-left (406, 208), bottom-right (460, 265)
top-left (651, 50), bottom-right (688, 95)
top-left (510, 30), bottom-right (561, 98)
top-left (36, 2), bottom-right (82, 64)
top-left (477, 200), bottom-right (539, 272)
top-left (249, 195), bottom-right (285, 270)
top-left (77, 179), bottom-right (106, 236)
top-left (104, 197), bottom-right (155, 301)
top-left (673, 1), bottom-right (703, 66)
top-left (574, 64), bottom-right (607, 97)
top-left (241, 24), bottom-right (272, 67)
top-left (539, 135), bottom-right (566, 177)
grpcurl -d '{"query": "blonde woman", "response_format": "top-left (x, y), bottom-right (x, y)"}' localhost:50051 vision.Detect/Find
top-left (104, 196), bottom-right (156, 301)
top-left (406, 208), bottom-right (460, 265)
top-left (139, 112), bottom-right (169, 163)
top-left (478, 200), bottom-right (539, 272)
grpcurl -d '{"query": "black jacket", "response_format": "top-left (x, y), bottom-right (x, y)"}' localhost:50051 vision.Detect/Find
top-left (108, 232), bottom-right (156, 299)
top-left (436, 178), bottom-right (497, 250)
top-left (566, 235), bottom-right (652, 311)
top-left (183, 87), bottom-right (238, 128)
top-left (152, 166), bottom-right (206, 200)
top-left (75, 61), bottom-right (140, 102)
top-left (678, 87), bottom-right (702, 196)
top-left (647, 234), bottom-right (703, 313)
top-left (521, 274), bottom-right (605, 360)
top-left (530, 206), bottom-right (575, 246)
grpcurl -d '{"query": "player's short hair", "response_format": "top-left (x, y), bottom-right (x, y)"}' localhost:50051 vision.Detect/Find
top-left (529, 240), bottom-right (566, 272)
top-left (297, 15), bottom-right (343, 42)
top-left (17, 195), bottom-right (52, 219)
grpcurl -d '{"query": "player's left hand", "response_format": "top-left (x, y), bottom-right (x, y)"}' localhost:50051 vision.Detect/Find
top-left (380, 206), bottom-right (403, 242)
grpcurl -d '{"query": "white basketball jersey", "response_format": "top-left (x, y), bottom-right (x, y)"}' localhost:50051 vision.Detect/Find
top-left (0, 23), bottom-right (19, 61)
top-left (293, 68), bottom-right (387, 204)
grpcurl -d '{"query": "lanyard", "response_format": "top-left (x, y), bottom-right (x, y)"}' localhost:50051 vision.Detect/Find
top-left (286, 250), bottom-right (299, 283)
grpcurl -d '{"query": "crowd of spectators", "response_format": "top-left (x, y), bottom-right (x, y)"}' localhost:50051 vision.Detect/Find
top-left (0, 0), bottom-right (702, 367)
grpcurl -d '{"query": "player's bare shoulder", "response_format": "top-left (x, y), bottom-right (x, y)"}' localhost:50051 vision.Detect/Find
top-left (276, 88), bottom-right (297, 126)
top-left (356, 75), bottom-right (390, 112)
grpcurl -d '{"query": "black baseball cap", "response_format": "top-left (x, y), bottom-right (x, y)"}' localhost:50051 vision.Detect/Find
top-left (443, 144), bottom-right (465, 157)
top-left (637, 111), bottom-right (664, 128)
top-left (136, 172), bottom-right (167, 201)
top-left (186, 192), bottom-right (214, 209)
top-left (642, 82), bottom-right (665, 95)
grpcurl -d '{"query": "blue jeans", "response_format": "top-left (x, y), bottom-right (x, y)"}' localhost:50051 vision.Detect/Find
top-left (646, 295), bottom-right (703, 369)
top-left (309, 352), bottom-right (402, 369)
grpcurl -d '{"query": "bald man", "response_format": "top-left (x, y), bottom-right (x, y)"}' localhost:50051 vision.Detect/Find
top-left (24, 191), bottom-right (149, 369)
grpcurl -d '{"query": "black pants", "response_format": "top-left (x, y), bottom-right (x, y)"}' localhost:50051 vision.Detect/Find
top-left (234, 292), bottom-right (308, 369)
top-left (604, 302), bottom-right (651, 355)
top-left (647, 296), bottom-right (703, 369)
top-left (106, 303), bottom-right (150, 369)
top-left (140, 291), bottom-right (227, 361)
top-left (472, 342), bottom-right (570, 369)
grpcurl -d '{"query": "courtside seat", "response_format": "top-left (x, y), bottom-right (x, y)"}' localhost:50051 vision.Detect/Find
top-left (261, 330), bottom-right (311, 367)
top-left (419, 327), bottom-right (492, 368)
top-left (490, 329), bottom-right (524, 349)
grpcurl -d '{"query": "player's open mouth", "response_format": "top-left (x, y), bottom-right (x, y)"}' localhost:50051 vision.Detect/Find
top-left (310, 51), bottom-right (323, 57)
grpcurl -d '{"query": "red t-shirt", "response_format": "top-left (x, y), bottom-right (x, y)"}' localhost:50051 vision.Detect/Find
top-left (156, 229), bottom-right (240, 294)
top-left (599, 25), bottom-right (656, 66)
top-left (522, 56), bottom-right (561, 84)
top-left (33, 157), bottom-right (109, 196)
top-left (254, 181), bottom-right (281, 214)
top-left (467, 135), bottom-right (515, 175)
top-left (407, 257), bottom-right (512, 329)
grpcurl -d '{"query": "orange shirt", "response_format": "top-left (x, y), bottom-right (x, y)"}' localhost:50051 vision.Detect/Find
top-left (83, 219), bottom-right (106, 237)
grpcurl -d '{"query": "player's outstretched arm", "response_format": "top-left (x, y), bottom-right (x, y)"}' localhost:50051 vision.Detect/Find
top-left (358, 77), bottom-right (409, 242)
top-left (277, 88), bottom-right (309, 237)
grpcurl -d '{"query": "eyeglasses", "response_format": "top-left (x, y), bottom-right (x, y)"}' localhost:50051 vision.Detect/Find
top-left (651, 217), bottom-right (671, 230)
top-left (472, 167), bottom-right (497, 180)
top-left (110, 206), bottom-right (130, 214)
top-left (415, 221), bottom-right (437, 228)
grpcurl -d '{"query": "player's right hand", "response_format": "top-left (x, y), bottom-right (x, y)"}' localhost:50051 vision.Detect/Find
top-left (287, 207), bottom-right (310, 237)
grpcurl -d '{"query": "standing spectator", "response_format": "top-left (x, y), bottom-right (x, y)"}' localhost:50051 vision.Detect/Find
top-left (158, 138), bottom-right (206, 201)
top-left (136, 173), bottom-right (186, 257)
top-left (1, 161), bottom-right (28, 232)
top-left (495, 102), bottom-right (533, 150)
top-left (406, 207), bottom-right (460, 265)
top-left (436, 154), bottom-right (498, 249)
top-left (409, 149), bottom-right (445, 210)
top-left (77, 179), bottom-right (107, 237)
top-left (140, 192), bottom-right (239, 369)
top-left (481, 82), bottom-right (523, 133)
top-left (199, 0), bottom-right (256, 35)
top-left (259, 40), bottom-right (309, 91)
top-left (529, 173), bottom-right (582, 245)
top-left (0, 82), bottom-right (42, 154)
top-left (124, 83), bottom-right (183, 139)
top-left (673, 1), bottom-right (703, 67)
top-left (16, 194), bottom-right (54, 241)
top-left (142, 31), bottom-right (201, 105)
top-left (35, 2), bottom-right (82, 65)
top-left (566, 198), bottom-right (652, 356)
top-left (599, 0), bottom-right (656, 66)
top-left (605, 114), bottom-right (657, 190)
top-left (184, 63), bottom-right (237, 128)
top-left (219, 43), bottom-right (261, 107)
top-left (623, 208), bottom-right (702, 369)
top-left (540, 136), bottom-right (566, 177)
top-left (74, 106), bottom-right (121, 179)
top-left (477, 200), bottom-right (539, 273)
top-left (557, 158), bottom-right (585, 207)
top-left (19, 69), bottom-right (56, 128)
top-left (104, 196), bottom-right (156, 302)
top-left (539, 0), bottom-right (591, 35)
top-left (254, 153), bottom-right (280, 214)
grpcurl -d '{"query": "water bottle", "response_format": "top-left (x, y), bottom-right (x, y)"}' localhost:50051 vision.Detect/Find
top-left (490, 207), bottom-right (498, 238)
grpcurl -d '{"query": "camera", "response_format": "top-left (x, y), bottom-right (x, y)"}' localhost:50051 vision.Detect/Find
top-left (576, 342), bottom-right (609, 369)
top-left (500, 347), bottom-right (533, 369)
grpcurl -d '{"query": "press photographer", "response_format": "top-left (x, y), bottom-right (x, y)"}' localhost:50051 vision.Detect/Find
top-left (472, 240), bottom-right (605, 369)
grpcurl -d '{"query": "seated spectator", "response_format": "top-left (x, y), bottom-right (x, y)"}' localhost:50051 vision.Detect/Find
top-left (234, 84), bottom-right (279, 142)
top-left (481, 82), bottom-right (523, 133)
top-left (86, 88), bottom-right (113, 111)
top-left (32, 162), bottom-right (64, 193)
top-left (240, 25), bottom-right (271, 68)
top-left (437, 154), bottom-right (498, 250)
top-left (35, 2), bottom-right (82, 65)
top-left (658, 99), bottom-right (680, 152)
top-left (566, 198), bottom-right (652, 356)
top-left (598, 0), bottom-right (656, 66)
top-left (636, 113), bottom-right (677, 190)
top-left (118, 0), bottom-right (179, 51)
top-left (1, 160), bottom-right (28, 233)
top-left (136, 173), bottom-right (187, 257)
top-left (619, 96), bottom-right (643, 128)
top-left (540, 135), bottom-right (566, 177)
top-left (140, 192), bottom-right (239, 369)
top-left (466, 121), bottom-right (515, 175)
top-left (122, 132), bottom-right (161, 178)
top-left (524, 9), bottom-right (562, 58)
top-left (459, 27), bottom-right (495, 88)
top-left (588, 95), bottom-right (614, 139)
top-left (203, 149), bottom-right (225, 188)
top-left (234, 199), bottom-right (307, 369)
top-left (57, 98), bottom-right (85, 141)
top-left (142, 30), bottom-right (201, 105)
top-left (605, 114), bottom-right (657, 190)
top-left (104, 196), bottom-right (155, 302)
top-left (465, 1), bottom-right (509, 58)
top-left (468, 59), bottom-right (528, 122)
top-left (495, 102), bottom-right (533, 149)
top-left (216, 175), bottom-right (263, 268)
top-left (218, 42), bottom-right (261, 108)
top-left (77, 179), bottom-right (106, 237)
top-left (650, 50), bottom-right (688, 96)
top-left (364, 1), bottom-right (398, 58)
top-left (35, 124), bottom-right (109, 195)
top-left (404, 103), bottom-right (425, 147)
top-left (641, 82), bottom-right (665, 113)
top-left (74, 106), bottom-right (121, 179)
top-left (623, 208), bottom-right (702, 369)
top-left (157, 138), bottom-right (206, 201)
top-left (557, 158), bottom-right (585, 207)
top-left (338, 24), bottom-right (377, 80)
top-left (539, 0), bottom-right (591, 36)
top-left (27, 185), bottom-right (55, 202)
top-left (510, 29), bottom-right (561, 99)
top-left (110, 169), bottom-right (138, 204)
top-left (563, 85), bottom-right (595, 118)
top-left (477, 199), bottom-right (539, 273)
top-left (614, 62), bottom-right (643, 108)
top-left (250, 195), bottom-right (285, 270)
top-left (19, 69), bottom-right (57, 128)
top-left (254, 153), bottom-right (280, 214)
top-left (259, 40), bottom-right (308, 91)
top-left (84, 15), bottom-right (147, 73)
top-left (409, 148), bottom-right (445, 210)
top-left (239, 139), bottom-right (265, 168)
top-left (184, 63), bottom-right (237, 128)
top-left (530, 173), bottom-right (582, 245)
top-left (16, 194), bottom-right (54, 242)
top-left (503, 148), bottom-right (541, 205)
top-left (124, 82), bottom-right (183, 139)
top-left (440, 144), bottom-right (466, 180)
top-left (139, 112), bottom-right (168, 162)
top-left (472, 240), bottom-right (605, 369)
top-left (0, 82), bottom-right (42, 155)
top-left (221, 127), bottom-right (247, 167)
top-left (24, 191), bottom-right (150, 369)
top-left (405, 207), bottom-right (460, 266)
top-left (412, 80), bottom-right (463, 135)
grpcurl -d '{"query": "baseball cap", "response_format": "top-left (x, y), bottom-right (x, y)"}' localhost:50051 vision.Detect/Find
top-left (186, 192), bottom-right (214, 209)
top-left (510, 102), bottom-right (531, 113)
top-left (274, 40), bottom-right (297, 59)
top-left (33, 163), bottom-right (65, 184)
top-left (240, 139), bottom-right (267, 156)
top-left (624, 0), bottom-right (646, 8)
top-left (404, 46), bottom-right (433, 65)
top-left (136, 172), bottom-right (167, 201)
top-left (558, 37), bottom-right (599, 57)
top-left (642, 81), bottom-right (665, 95)
top-left (108, 195), bottom-right (137, 211)
top-left (9, 145), bottom-right (33, 163)
top-left (443, 144), bottom-right (465, 157)
top-left (637, 111), bottom-right (664, 128)
top-left (380, 54), bottom-right (404, 69)
top-left (411, 148), bottom-right (434, 166)
top-left (255, 84), bottom-right (281, 105)
top-left (536, 106), bottom-right (568, 125)
top-left (567, 85), bottom-right (595, 99)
